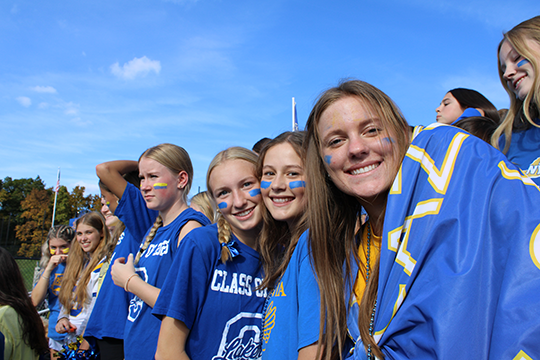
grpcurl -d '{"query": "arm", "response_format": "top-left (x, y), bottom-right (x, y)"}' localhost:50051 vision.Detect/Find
top-left (155, 317), bottom-right (191, 360)
top-left (31, 255), bottom-right (67, 306)
top-left (177, 220), bottom-right (202, 247)
top-left (95, 160), bottom-right (139, 200)
top-left (298, 342), bottom-right (323, 360)
top-left (111, 254), bottom-right (160, 308)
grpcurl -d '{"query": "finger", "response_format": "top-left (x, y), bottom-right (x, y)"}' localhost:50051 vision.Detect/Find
top-left (127, 253), bottom-right (134, 265)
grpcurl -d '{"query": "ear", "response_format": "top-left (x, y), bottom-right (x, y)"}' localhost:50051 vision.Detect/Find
top-left (177, 171), bottom-right (189, 190)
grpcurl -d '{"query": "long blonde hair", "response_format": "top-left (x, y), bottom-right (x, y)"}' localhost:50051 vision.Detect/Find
top-left (58, 212), bottom-right (114, 310)
top-left (305, 80), bottom-right (410, 359)
top-left (492, 15), bottom-right (540, 152)
top-left (206, 147), bottom-right (259, 264)
top-left (135, 143), bottom-right (193, 264)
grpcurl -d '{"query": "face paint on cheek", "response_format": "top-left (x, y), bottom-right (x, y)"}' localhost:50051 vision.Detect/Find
top-left (249, 188), bottom-right (261, 197)
top-left (517, 59), bottom-right (529, 67)
top-left (49, 249), bottom-right (55, 256)
top-left (324, 155), bottom-right (332, 165)
top-left (153, 183), bottom-right (168, 190)
top-left (218, 202), bottom-right (228, 210)
top-left (260, 181), bottom-right (271, 189)
top-left (289, 180), bottom-right (306, 189)
top-left (383, 137), bottom-right (395, 144)
top-left (62, 248), bottom-right (69, 254)
top-left (106, 201), bottom-right (110, 206)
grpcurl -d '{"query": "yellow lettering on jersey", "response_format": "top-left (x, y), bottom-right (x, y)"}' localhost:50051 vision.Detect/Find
top-left (530, 223), bottom-right (540, 271)
top-left (262, 300), bottom-right (276, 345)
top-left (406, 133), bottom-right (467, 194)
top-left (513, 350), bottom-right (533, 360)
top-left (273, 281), bottom-right (286, 297)
top-left (498, 162), bottom-right (539, 188)
top-left (390, 166), bottom-right (402, 195)
top-left (373, 284), bottom-right (406, 343)
top-left (388, 199), bottom-right (443, 275)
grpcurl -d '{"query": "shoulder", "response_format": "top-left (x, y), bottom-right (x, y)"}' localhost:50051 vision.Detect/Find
top-left (179, 224), bottom-right (220, 252)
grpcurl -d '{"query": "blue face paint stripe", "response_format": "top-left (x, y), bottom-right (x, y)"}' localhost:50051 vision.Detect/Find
top-left (383, 137), bottom-right (395, 143)
top-left (289, 180), bottom-right (306, 189)
top-left (218, 202), bottom-right (227, 209)
top-left (260, 181), bottom-right (271, 189)
top-left (249, 188), bottom-right (261, 197)
top-left (517, 59), bottom-right (529, 67)
top-left (324, 155), bottom-right (332, 165)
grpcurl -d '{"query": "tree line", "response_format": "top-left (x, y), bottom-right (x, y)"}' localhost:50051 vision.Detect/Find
top-left (0, 176), bottom-right (101, 257)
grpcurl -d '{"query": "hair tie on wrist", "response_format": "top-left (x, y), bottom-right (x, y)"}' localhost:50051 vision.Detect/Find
top-left (42, 275), bottom-right (50, 280)
top-left (124, 274), bottom-right (139, 292)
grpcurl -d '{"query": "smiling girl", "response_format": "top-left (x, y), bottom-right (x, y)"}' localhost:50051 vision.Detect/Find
top-left (108, 143), bottom-right (210, 360)
top-left (305, 80), bottom-right (540, 359)
top-left (153, 147), bottom-right (265, 360)
top-left (56, 212), bottom-right (114, 341)
top-left (256, 132), bottom-right (320, 359)
top-left (31, 225), bottom-right (75, 358)
top-left (492, 15), bottom-right (540, 185)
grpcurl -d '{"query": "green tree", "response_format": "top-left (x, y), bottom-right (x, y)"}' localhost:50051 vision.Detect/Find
top-left (53, 186), bottom-right (74, 225)
top-left (16, 188), bottom-right (52, 257)
top-left (0, 176), bottom-right (46, 254)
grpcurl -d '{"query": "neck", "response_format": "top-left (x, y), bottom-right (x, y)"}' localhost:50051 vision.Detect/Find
top-left (160, 201), bottom-right (189, 226)
top-left (232, 225), bottom-right (261, 250)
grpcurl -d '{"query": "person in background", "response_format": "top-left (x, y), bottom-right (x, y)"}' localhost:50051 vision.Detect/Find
top-left (435, 88), bottom-right (500, 125)
top-left (84, 170), bottom-right (156, 360)
top-left (252, 137), bottom-right (272, 154)
top-left (31, 225), bottom-right (75, 359)
top-left (493, 15), bottom-right (540, 185)
top-left (1, 247), bottom-right (49, 360)
top-left (189, 191), bottom-right (216, 223)
top-left (453, 116), bottom-right (499, 143)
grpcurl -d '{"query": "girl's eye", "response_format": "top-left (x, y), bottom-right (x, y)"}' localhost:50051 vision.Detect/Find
top-left (328, 138), bottom-right (342, 147)
top-left (263, 171), bottom-right (274, 177)
top-left (287, 171), bottom-right (300, 177)
top-left (217, 190), bottom-right (228, 197)
top-left (243, 182), bottom-right (252, 188)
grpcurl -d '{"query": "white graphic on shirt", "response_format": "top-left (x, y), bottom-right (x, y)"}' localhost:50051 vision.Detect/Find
top-left (127, 267), bottom-right (148, 322)
top-left (212, 312), bottom-right (263, 360)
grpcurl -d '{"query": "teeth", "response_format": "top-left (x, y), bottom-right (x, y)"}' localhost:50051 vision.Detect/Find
top-left (273, 197), bottom-right (293, 203)
top-left (351, 163), bottom-right (378, 175)
top-left (236, 209), bottom-right (252, 217)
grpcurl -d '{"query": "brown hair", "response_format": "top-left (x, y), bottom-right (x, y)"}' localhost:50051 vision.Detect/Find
top-left (59, 212), bottom-right (114, 310)
top-left (492, 15), bottom-right (540, 151)
top-left (206, 147), bottom-right (259, 263)
top-left (40, 224), bottom-right (76, 268)
top-left (305, 80), bottom-right (410, 359)
top-left (257, 131), bottom-right (308, 291)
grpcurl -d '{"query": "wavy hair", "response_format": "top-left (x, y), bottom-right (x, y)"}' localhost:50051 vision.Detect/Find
top-left (206, 147), bottom-right (259, 263)
top-left (492, 15), bottom-right (540, 152)
top-left (0, 247), bottom-right (49, 356)
top-left (58, 212), bottom-right (114, 310)
top-left (305, 80), bottom-right (410, 359)
top-left (257, 131), bottom-right (308, 291)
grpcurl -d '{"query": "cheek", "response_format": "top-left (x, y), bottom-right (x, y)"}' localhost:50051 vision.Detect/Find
top-left (249, 188), bottom-right (261, 197)
top-left (218, 201), bottom-right (229, 210)
top-left (260, 181), bottom-right (271, 189)
top-left (153, 183), bottom-right (168, 190)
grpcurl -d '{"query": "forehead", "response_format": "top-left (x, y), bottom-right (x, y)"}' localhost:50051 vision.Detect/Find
top-left (442, 92), bottom-right (456, 102)
top-left (77, 223), bottom-right (96, 232)
top-left (499, 40), bottom-right (516, 61)
top-left (209, 159), bottom-right (255, 188)
top-left (264, 143), bottom-right (302, 166)
top-left (139, 157), bottom-right (168, 173)
top-left (49, 237), bottom-right (69, 246)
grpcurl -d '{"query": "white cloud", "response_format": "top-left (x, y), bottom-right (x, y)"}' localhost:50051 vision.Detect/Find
top-left (16, 96), bottom-right (31, 107)
top-left (31, 85), bottom-right (57, 93)
top-left (38, 102), bottom-right (49, 109)
top-left (64, 102), bottom-right (80, 116)
top-left (110, 56), bottom-right (161, 80)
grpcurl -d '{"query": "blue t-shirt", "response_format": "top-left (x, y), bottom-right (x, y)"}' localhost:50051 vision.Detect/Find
top-left (124, 208), bottom-right (210, 360)
top-left (153, 224), bottom-right (266, 360)
top-left (261, 230), bottom-right (321, 359)
top-left (47, 263), bottom-right (66, 342)
top-left (500, 120), bottom-right (540, 185)
top-left (85, 183), bottom-right (157, 340)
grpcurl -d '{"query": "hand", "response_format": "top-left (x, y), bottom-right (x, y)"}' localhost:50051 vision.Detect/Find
top-left (56, 318), bottom-right (76, 334)
top-left (111, 253), bottom-right (136, 288)
top-left (44, 254), bottom-right (68, 274)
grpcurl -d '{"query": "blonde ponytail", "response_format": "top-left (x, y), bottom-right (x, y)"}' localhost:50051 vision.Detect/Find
top-left (135, 216), bottom-right (163, 264)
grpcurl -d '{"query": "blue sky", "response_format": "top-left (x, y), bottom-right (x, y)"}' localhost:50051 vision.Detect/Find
top-left (1, 0), bottom-right (539, 197)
